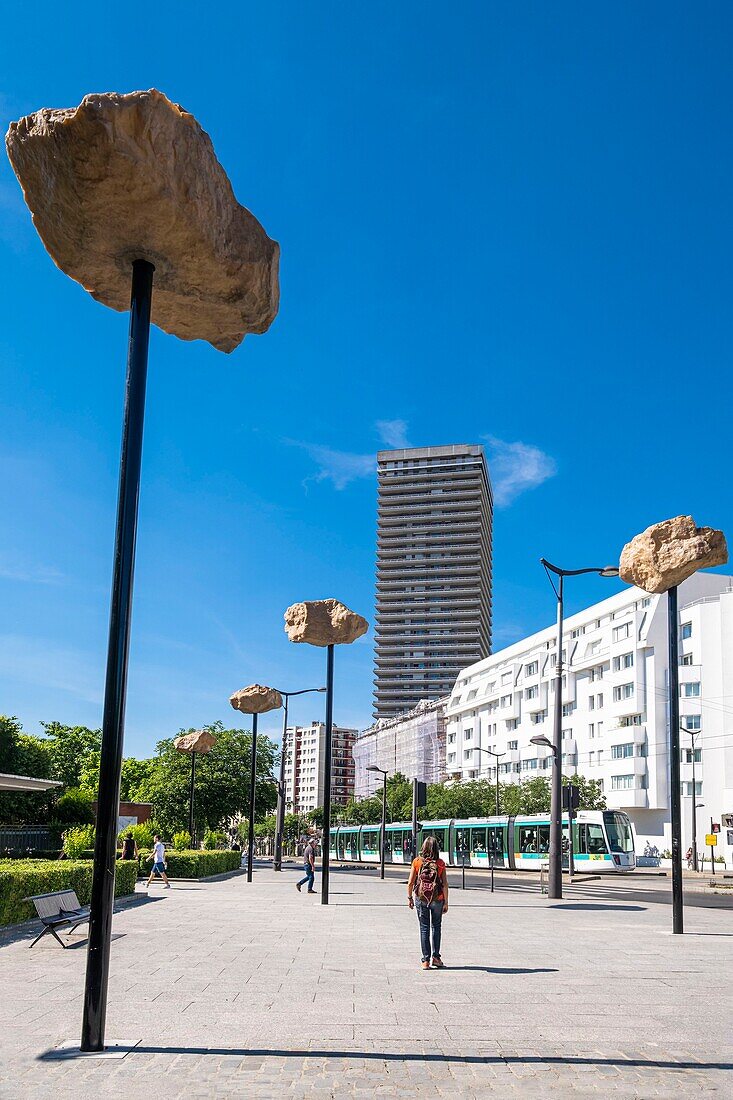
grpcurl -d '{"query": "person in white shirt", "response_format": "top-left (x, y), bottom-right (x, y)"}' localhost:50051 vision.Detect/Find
top-left (146, 834), bottom-right (171, 888)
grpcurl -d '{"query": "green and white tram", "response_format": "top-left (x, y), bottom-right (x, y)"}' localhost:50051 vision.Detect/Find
top-left (329, 810), bottom-right (636, 872)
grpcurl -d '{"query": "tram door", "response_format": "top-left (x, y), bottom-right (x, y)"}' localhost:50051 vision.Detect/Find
top-left (488, 826), bottom-right (505, 867)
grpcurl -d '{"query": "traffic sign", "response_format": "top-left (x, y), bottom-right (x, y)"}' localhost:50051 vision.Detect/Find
top-left (705, 834), bottom-right (717, 847)
top-left (711, 822), bottom-right (721, 834)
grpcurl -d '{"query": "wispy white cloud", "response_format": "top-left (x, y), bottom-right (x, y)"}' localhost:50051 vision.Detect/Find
top-left (291, 442), bottom-right (376, 490)
top-left (0, 634), bottom-right (103, 705)
top-left (0, 559), bottom-right (64, 584)
top-left (483, 435), bottom-right (557, 507)
top-left (292, 418), bottom-right (412, 491)
top-left (375, 419), bottom-right (411, 449)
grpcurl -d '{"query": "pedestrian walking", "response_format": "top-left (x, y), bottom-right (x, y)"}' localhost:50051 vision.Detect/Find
top-left (121, 831), bottom-right (139, 861)
top-left (686, 846), bottom-right (693, 869)
top-left (146, 834), bottom-right (171, 888)
top-left (296, 835), bottom-right (317, 894)
top-left (407, 835), bottom-right (449, 970)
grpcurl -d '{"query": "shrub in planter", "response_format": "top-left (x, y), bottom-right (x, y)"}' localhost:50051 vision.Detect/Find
top-left (159, 850), bottom-right (241, 878)
top-left (53, 788), bottom-right (95, 825)
top-left (118, 821), bottom-right (157, 851)
top-left (63, 824), bottom-right (95, 859)
top-left (0, 858), bottom-right (137, 927)
top-left (172, 831), bottom-right (191, 851)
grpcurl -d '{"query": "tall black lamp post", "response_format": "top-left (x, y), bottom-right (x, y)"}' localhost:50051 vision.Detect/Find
top-left (273, 687), bottom-right (326, 871)
top-left (230, 685), bottom-right (284, 883)
top-left (367, 765), bottom-right (388, 879)
top-left (6, 92), bottom-right (279, 1053)
top-left (284, 599), bottom-right (368, 905)
top-left (682, 725), bottom-right (701, 872)
top-left (476, 746), bottom-right (506, 816)
top-left (540, 559), bottom-right (619, 900)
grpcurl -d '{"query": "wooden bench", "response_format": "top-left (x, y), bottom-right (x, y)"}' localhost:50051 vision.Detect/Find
top-left (25, 889), bottom-right (90, 948)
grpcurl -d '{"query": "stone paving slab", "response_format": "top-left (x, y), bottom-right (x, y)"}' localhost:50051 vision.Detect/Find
top-left (0, 865), bottom-right (731, 1097)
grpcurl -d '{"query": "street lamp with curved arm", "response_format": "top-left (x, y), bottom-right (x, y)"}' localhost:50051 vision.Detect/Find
top-left (539, 558), bottom-right (619, 901)
top-left (273, 687), bottom-right (327, 871)
top-left (475, 746), bottom-right (507, 816)
top-left (367, 765), bottom-right (388, 880)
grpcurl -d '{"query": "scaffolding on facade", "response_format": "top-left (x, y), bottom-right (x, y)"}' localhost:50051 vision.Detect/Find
top-left (353, 697), bottom-right (448, 799)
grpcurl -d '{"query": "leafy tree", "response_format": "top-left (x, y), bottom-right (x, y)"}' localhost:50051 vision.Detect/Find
top-left (565, 773), bottom-right (606, 811)
top-left (53, 787), bottom-right (96, 825)
top-left (40, 721), bottom-right (102, 789)
top-left (0, 716), bottom-right (55, 824)
top-left (134, 721), bottom-right (277, 836)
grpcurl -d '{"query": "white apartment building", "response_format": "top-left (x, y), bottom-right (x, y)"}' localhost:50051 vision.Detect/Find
top-left (445, 573), bottom-right (733, 861)
top-left (283, 722), bottom-right (357, 814)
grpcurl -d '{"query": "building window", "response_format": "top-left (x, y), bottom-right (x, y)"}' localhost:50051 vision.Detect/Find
top-left (501, 671), bottom-right (513, 685)
top-left (508, 739), bottom-right (518, 751)
top-left (682, 682), bottom-right (701, 698)
top-left (562, 729), bottom-right (573, 740)
top-left (589, 723), bottom-right (595, 739)
top-left (501, 694), bottom-right (512, 707)
top-left (613, 653), bottom-right (634, 671)
top-left (619, 714), bottom-right (643, 727)
top-left (589, 751), bottom-right (595, 765)
top-left (683, 715), bottom-right (701, 731)
top-left (681, 622), bottom-right (692, 640)
top-left (463, 749), bottom-right (472, 760)
top-left (447, 753), bottom-right (456, 763)
top-left (522, 758), bottom-right (539, 771)
top-left (464, 728), bottom-right (473, 740)
top-left (597, 693), bottom-right (604, 709)
top-left (613, 623), bottom-right (632, 642)
top-left (589, 696), bottom-right (595, 711)
top-left (562, 703), bottom-right (574, 717)
top-left (681, 654), bottom-right (693, 666)
top-left (682, 748), bottom-right (702, 764)
top-left (467, 688), bottom-right (478, 700)
top-left (530, 711), bottom-right (547, 724)
top-left (448, 733), bottom-right (456, 744)
top-left (611, 743), bottom-right (634, 759)
top-left (525, 661), bottom-right (538, 677)
top-left (525, 686), bottom-right (538, 700)
top-left (613, 683), bottom-right (634, 701)
top-left (611, 774), bottom-right (635, 790)
top-left (681, 781), bottom-right (703, 797)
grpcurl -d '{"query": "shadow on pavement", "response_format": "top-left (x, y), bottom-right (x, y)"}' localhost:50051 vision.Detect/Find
top-left (38, 1045), bottom-right (733, 1072)
top-left (547, 903), bottom-right (646, 911)
top-left (0, 893), bottom-right (164, 948)
top-left (447, 966), bottom-right (558, 974)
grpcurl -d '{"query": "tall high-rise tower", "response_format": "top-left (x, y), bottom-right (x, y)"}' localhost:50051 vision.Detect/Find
top-left (373, 445), bottom-right (492, 719)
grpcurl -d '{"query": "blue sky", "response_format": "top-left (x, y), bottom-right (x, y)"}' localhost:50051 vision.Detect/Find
top-left (1, 3), bottom-right (732, 757)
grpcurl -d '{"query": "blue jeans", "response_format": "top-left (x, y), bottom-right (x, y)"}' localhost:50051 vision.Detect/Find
top-left (297, 863), bottom-right (315, 891)
top-left (415, 898), bottom-right (444, 961)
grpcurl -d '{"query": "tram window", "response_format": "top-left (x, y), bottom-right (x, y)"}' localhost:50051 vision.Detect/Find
top-left (518, 826), bottom-right (539, 853)
top-left (471, 827), bottom-right (487, 853)
top-left (587, 823), bottom-right (606, 854)
top-left (455, 827), bottom-right (470, 854)
top-left (537, 825), bottom-right (550, 854)
top-left (384, 832), bottom-right (392, 853)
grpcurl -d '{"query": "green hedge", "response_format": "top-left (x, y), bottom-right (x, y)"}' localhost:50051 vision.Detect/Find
top-left (143, 850), bottom-right (241, 879)
top-left (0, 859), bottom-right (138, 927)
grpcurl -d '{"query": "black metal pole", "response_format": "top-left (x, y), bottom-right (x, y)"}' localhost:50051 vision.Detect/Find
top-left (668, 585), bottom-right (684, 933)
top-left (495, 768), bottom-right (500, 817)
top-left (274, 695), bottom-right (289, 871)
top-left (321, 645), bottom-right (334, 904)
top-left (549, 574), bottom-right (564, 899)
top-left (568, 794), bottom-right (575, 880)
top-left (247, 713), bottom-right (258, 882)
top-left (81, 259), bottom-right (154, 1053)
top-left (189, 752), bottom-right (196, 848)
top-left (411, 778), bottom-right (418, 862)
top-left (380, 772), bottom-right (386, 880)
top-left (710, 816), bottom-right (716, 876)
top-left (690, 732), bottom-right (698, 872)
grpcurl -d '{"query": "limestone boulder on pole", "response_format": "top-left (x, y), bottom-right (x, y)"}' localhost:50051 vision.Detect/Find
top-left (619, 515), bottom-right (728, 594)
top-left (5, 88), bottom-right (279, 353)
top-left (174, 729), bottom-right (217, 754)
top-left (284, 599), bottom-right (369, 646)
top-left (230, 684), bottom-right (283, 714)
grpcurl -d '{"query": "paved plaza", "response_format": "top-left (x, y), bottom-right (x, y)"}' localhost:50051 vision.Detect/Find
top-left (0, 863), bottom-right (731, 1098)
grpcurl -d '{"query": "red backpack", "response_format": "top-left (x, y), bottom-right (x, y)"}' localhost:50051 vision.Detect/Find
top-left (416, 858), bottom-right (440, 904)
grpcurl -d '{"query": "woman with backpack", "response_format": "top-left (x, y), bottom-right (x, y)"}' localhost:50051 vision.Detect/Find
top-left (407, 835), bottom-right (449, 970)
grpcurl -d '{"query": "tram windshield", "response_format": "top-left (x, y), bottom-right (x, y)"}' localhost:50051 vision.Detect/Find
top-left (603, 812), bottom-right (634, 853)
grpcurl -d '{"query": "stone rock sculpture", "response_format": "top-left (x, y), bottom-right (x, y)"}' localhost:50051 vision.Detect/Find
top-left (5, 88), bottom-right (279, 353)
top-left (174, 729), bottom-right (217, 754)
top-left (619, 515), bottom-right (728, 594)
top-left (284, 598), bottom-right (369, 647)
top-left (229, 684), bottom-right (283, 714)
